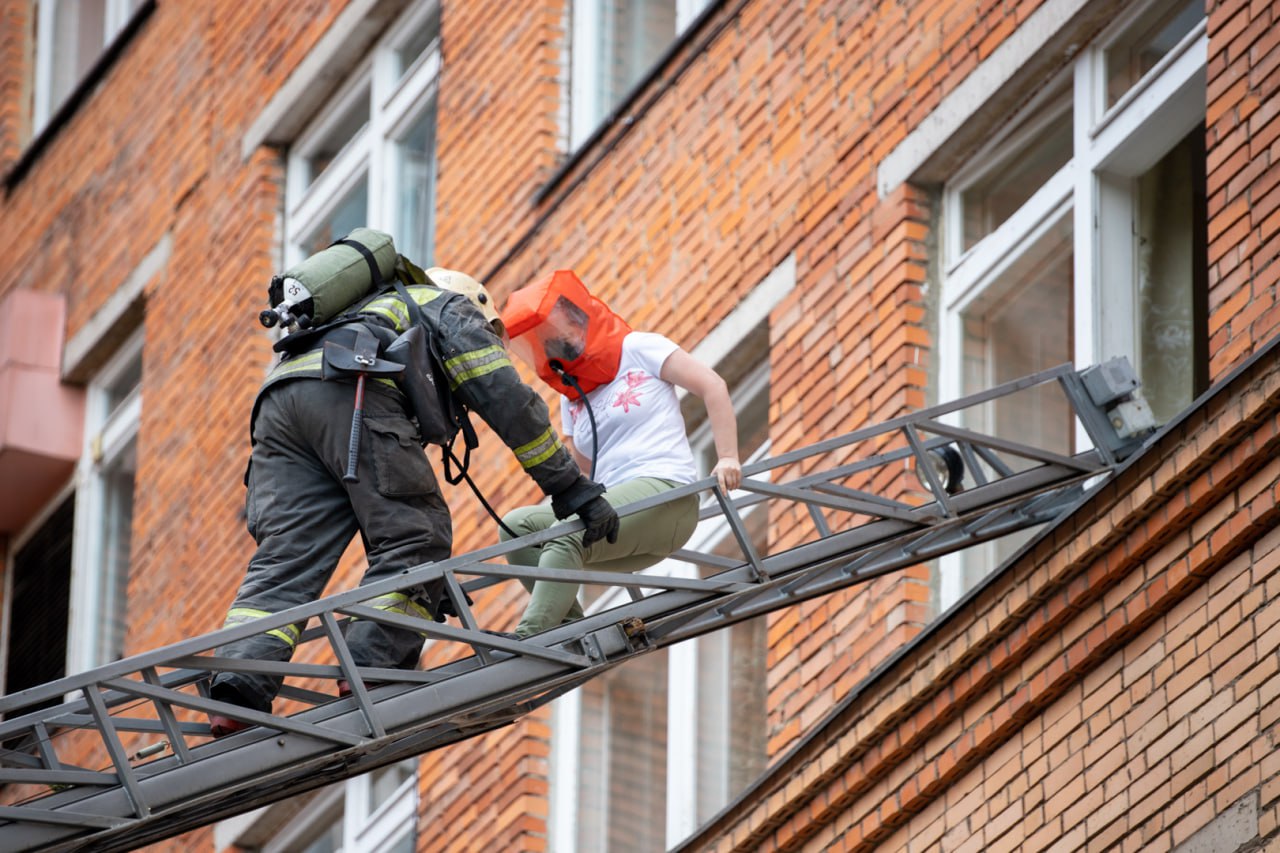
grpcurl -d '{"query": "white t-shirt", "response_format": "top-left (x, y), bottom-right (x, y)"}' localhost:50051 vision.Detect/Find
top-left (560, 332), bottom-right (697, 488)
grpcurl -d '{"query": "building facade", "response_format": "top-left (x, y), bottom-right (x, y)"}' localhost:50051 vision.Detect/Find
top-left (0, 0), bottom-right (1276, 850)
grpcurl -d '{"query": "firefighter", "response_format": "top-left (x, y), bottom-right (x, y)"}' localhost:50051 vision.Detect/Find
top-left (208, 265), bottom-right (618, 736)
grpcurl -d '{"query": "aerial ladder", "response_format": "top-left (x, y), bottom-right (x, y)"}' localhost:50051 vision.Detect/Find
top-left (0, 360), bottom-right (1157, 852)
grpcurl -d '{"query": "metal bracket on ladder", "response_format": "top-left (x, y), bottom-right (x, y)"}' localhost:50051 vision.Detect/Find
top-left (0, 359), bottom-right (1155, 852)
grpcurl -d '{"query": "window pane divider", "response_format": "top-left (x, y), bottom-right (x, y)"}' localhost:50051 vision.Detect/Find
top-left (1086, 30), bottom-right (1208, 174)
top-left (1090, 19), bottom-right (1207, 140)
top-left (383, 52), bottom-right (440, 119)
top-left (287, 148), bottom-right (373, 241)
top-left (943, 168), bottom-right (1074, 311)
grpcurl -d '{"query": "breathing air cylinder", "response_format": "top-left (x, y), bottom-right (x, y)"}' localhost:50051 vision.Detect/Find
top-left (260, 227), bottom-right (399, 329)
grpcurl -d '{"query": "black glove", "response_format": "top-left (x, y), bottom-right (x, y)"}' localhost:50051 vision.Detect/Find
top-left (575, 495), bottom-right (620, 548)
top-left (551, 476), bottom-right (619, 548)
top-left (433, 588), bottom-right (474, 622)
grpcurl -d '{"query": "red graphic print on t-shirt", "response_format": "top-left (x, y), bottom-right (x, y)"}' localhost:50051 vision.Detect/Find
top-left (611, 370), bottom-right (650, 413)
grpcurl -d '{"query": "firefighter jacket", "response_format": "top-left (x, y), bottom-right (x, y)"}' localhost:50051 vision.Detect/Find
top-left (254, 284), bottom-right (583, 499)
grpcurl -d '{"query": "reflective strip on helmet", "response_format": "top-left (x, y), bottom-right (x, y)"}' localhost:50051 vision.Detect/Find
top-left (363, 592), bottom-right (435, 636)
top-left (513, 426), bottom-right (563, 470)
top-left (223, 607), bottom-right (303, 648)
top-left (360, 286), bottom-right (443, 331)
top-left (444, 345), bottom-right (511, 390)
top-left (267, 349), bottom-right (324, 381)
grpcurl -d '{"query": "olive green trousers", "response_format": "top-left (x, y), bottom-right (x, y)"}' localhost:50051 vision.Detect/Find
top-left (500, 477), bottom-right (699, 637)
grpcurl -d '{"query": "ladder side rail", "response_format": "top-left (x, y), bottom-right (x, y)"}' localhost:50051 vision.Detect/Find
top-left (749, 363), bottom-right (1078, 472)
top-left (0, 668), bottom-right (208, 742)
top-left (0, 491), bottom-right (681, 717)
top-left (2, 646), bottom-right (615, 852)
top-left (647, 481), bottom-right (1094, 644)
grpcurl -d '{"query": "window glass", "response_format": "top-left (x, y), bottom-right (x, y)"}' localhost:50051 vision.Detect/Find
top-left (52, 0), bottom-right (106, 107)
top-left (102, 346), bottom-right (142, 419)
top-left (34, 0), bottom-right (144, 131)
top-left (1105, 0), bottom-right (1202, 108)
top-left (595, 0), bottom-right (674, 121)
top-left (368, 761), bottom-right (415, 813)
top-left (304, 90), bottom-right (371, 189)
top-left (694, 515), bottom-right (767, 824)
top-left (302, 177), bottom-right (370, 256)
top-left (298, 813), bottom-right (343, 853)
top-left (577, 651), bottom-right (669, 852)
top-left (394, 4), bottom-right (441, 79)
top-left (960, 105), bottom-right (1072, 251)
top-left (1136, 131), bottom-right (1198, 424)
top-left (936, 0), bottom-right (1205, 613)
top-left (97, 436), bottom-right (136, 663)
top-left (397, 101), bottom-right (438, 264)
top-left (955, 217), bottom-right (1073, 586)
top-left (286, 0), bottom-right (440, 269)
top-left (961, 217), bottom-right (1074, 457)
top-left (73, 330), bottom-right (142, 672)
top-left (382, 831), bottom-right (416, 853)
top-left (573, 0), bottom-right (693, 146)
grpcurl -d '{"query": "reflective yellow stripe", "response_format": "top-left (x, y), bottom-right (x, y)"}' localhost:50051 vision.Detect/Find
top-left (444, 345), bottom-right (511, 389)
top-left (223, 607), bottom-right (302, 647)
top-left (362, 592), bottom-right (434, 636)
top-left (265, 347), bottom-right (399, 392)
top-left (514, 426), bottom-right (563, 470)
top-left (359, 286), bottom-right (443, 332)
top-left (268, 350), bottom-right (323, 381)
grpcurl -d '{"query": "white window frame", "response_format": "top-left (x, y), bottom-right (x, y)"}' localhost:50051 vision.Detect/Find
top-left (549, 384), bottom-right (771, 852)
top-left (569, 0), bottom-right (712, 150)
top-left (67, 328), bottom-right (142, 674)
top-left (548, 256), bottom-right (792, 851)
top-left (284, 0), bottom-right (442, 268)
top-left (935, 0), bottom-right (1206, 610)
top-left (32, 0), bottom-right (137, 132)
top-left (236, 761), bottom-right (417, 853)
top-left (348, 762), bottom-right (418, 853)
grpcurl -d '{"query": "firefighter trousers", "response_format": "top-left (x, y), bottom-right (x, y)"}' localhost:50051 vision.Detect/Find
top-left (212, 378), bottom-right (452, 713)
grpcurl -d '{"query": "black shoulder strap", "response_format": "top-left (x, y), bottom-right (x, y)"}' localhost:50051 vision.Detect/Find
top-left (360, 252), bottom-right (511, 535)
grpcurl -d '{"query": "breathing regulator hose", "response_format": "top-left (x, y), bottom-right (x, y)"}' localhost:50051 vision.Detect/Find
top-left (549, 360), bottom-right (599, 480)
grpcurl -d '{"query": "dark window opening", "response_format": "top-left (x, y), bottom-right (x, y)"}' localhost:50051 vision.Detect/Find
top-left (7, 495), bottom-right (73, 709)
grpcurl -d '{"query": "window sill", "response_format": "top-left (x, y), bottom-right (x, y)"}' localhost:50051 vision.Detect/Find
top-left (4, 0), bottom-right (157, 194)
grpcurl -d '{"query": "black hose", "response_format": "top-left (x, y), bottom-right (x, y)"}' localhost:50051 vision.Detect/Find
top-left (446, 445), bottom-right (521, 539)
top-left (549, 360), bottom-right (599, 480)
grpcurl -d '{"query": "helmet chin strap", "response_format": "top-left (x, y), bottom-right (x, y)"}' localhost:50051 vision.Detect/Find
top-left (549, 359), bottom-right (599, 481)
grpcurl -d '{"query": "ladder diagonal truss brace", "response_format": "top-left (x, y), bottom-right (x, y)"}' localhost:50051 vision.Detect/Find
top-left (0, 362), bottom-right (1150, 852)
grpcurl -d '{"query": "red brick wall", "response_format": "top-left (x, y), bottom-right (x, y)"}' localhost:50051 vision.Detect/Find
top-left (1207, 0), bottom-right (1280, 374)
top-left (0, 0), bottom-right (29, 165)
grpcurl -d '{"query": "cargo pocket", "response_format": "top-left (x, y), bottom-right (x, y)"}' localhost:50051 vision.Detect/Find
top-left (365, 415), bottom-right (438, 497)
